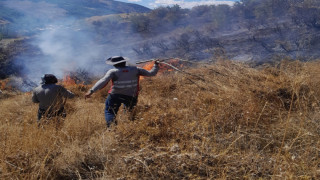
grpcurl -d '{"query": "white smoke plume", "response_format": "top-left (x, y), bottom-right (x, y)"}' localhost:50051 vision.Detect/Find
top-left (3, 0), bottom-right (67, 20)
top-left (3, 0), bottom-right (140, 90)
top-left (25, 23), bottom-right (106, 81)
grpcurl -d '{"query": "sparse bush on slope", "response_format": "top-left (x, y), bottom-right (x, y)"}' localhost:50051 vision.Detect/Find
top-left (0, 59), bottom-right (320, 179)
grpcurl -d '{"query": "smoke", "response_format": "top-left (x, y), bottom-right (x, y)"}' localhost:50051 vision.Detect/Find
top-left (3, 0), bottom-right (142, 91)
top-left (13, 20), bottom-right (109, 87)
top-left (25, 22), bottom-right (106, 80)
top-left (3, 0), bottom-right (67, 20)
top-left (6, 76), bottom-right (37, 92)
top-left (3, 0), bottom-right (67, 33)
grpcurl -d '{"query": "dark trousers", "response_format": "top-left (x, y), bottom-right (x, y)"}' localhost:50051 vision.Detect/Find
top-left (38, 107), bottom-right (66, 122)
top-left (105, 94), bottom-right (137, 127)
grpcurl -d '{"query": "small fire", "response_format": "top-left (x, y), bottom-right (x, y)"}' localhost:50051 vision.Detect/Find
top-left (0, 79), bottom-right (10, 90)
top-left (61, 73), bottom-right (87, 92)
top-left (142, 62), bottom-right (155, 71)
top-left (140, 61), bottom-right (156, 80)
top-left (63, 75), bottom-right (76, 87)
top-left (139, 58), bottom-right (185, 80)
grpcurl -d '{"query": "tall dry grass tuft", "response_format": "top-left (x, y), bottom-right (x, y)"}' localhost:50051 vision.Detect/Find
top-left (1, 59), bottom-right (320, 179)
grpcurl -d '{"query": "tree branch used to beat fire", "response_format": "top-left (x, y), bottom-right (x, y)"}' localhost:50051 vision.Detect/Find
top-left (160, 61), bottom-right (205, 81)
top-left (137, 58), bottom-right (207, 90)
top-left (135, 57), bottom-right (204, 65)
top-left (136, 57), bottom-right (205, 80)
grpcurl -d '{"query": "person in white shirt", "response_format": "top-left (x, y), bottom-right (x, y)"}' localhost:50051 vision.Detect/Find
top-left (85, 56), bottom-right (159, 127)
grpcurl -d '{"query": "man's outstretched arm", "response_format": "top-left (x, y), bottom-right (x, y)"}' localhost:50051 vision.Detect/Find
top-left (85, 70), bottom-right (114, 99)
top-left (138, 61), bottom-right (160, 77)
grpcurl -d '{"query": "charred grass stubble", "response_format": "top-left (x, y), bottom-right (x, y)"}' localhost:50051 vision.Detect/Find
top-left (0, 60), bottom-right (320, 179)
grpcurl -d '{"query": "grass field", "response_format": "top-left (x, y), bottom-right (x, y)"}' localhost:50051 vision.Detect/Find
top-left (0, 59), bottom-right (320, 179)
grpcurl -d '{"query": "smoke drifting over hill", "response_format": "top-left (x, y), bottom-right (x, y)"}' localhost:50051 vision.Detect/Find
top-left (27, 24), bottom-right (105, 80)
top-left (2, 0), bottom-right (143, 89)
top-left (4, 0), bottom-right (67, 20)
top-left (2, 0), bottom-right (320, 91)
top-left (19, 23), bottom-right (141, 87)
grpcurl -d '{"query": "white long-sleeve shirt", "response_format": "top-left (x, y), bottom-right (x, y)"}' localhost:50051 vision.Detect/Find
top-left (90, 64), bottom-right (159, 97)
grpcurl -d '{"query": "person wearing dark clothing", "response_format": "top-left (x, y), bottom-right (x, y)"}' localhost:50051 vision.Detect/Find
top-left (32, 74), bottom-right (75, 122)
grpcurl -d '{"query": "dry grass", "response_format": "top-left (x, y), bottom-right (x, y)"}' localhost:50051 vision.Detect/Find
top-left (1, 59), bottom-right (320, 179)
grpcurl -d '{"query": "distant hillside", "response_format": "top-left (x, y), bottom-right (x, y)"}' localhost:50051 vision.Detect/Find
top-left (87, 0), bottom-right (320, 63)
top-left (2, 0), bottom-right (320, 81)
top-left (0, 0), bottom-right (150, 24)
top-left (50, 0), bottom-right (150, 17)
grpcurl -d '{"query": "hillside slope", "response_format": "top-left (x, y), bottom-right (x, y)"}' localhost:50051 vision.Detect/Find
top-left (0, 0), bottom-right (150, 24)
top-left (1, 60), bottom-right (320, 179)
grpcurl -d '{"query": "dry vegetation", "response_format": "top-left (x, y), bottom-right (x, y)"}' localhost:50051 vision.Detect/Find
top-left (1, 59), bottom-right (320, 179)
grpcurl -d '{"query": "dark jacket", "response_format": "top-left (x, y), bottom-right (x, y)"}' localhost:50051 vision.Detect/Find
top-left (32, 84), bottom-right (74, 110)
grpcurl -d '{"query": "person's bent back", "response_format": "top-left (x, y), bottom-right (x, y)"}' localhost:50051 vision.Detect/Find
top-left (32, 74), bottom-right (74, 121)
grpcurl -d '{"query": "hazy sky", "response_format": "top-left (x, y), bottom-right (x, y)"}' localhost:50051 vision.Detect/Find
top-left (117, 0), bottom-right (239, 9)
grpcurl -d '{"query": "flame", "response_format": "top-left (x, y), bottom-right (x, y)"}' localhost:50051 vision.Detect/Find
top-left (63, 75), bottom-right (76, 87)
top-left (0, 80), bottom-right (6, 89)
top-left (0, 79), bottom-right (10, 90)
top-left (158, 59), bottom-right (184, 73)
top-left (139, 59), bottom-right (185, 80)
top-left (142, 62), bottom-right (155, 71)
top-left (140, 61), bottom-right (156, 80)
top-left (61, 73), bottom-right (87, 92)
